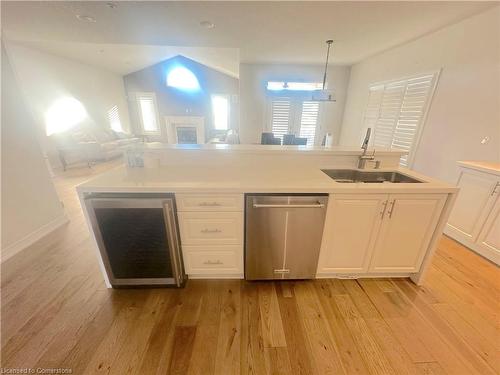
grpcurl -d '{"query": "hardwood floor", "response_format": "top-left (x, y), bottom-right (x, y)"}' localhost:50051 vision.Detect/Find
top-left (2, 159), bottom-right (499, 374)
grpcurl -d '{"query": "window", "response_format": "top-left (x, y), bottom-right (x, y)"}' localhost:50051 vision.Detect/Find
top-left (267, 81), bottom-right (323, 91)
top-left (137, 92), bottom-right (160, 133)
top-left (211, 94), bottom-right (230, 130)
top-left (166, 66), bottom-right (200, 91)
top-left (299, 101), bottom-right (320, 144)
top-left (269, 98), bottom-right (321, 146)
top-left (270, 99), bottom-right (292, 141)
top-left (364, 72), bottom-right (438, 167)
top-left (107, 105), bottom-right (122, 132)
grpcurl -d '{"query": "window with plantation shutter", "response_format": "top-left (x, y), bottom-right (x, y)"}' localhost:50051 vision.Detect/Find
top-left (269, 98), bottom-right (321, 145)
top-left (137, 92), bottom-right (160, 133)
top-left (364, 73), bottom-right (438, 167)
top-left (107, 105), bottom-right (122, 132)
top-left (299, 101), bottom-right (320, 146)
top-left (270, 98), bottom-right (292, 141)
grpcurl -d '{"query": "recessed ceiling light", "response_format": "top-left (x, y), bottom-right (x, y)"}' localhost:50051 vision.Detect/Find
top-left (200, 21), bottom-right (215, 29)
top-left (76, 14), bottom-right (96, 23)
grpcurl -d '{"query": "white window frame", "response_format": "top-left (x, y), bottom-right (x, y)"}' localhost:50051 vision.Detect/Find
top-left (136, 92), bottom-right (161, 135)
top-left (364, 70), bottom-right (440, 167)
top-left (265, 97), bottom-right (323, 146)
top-left (210, 94), bottom-right (230, 131)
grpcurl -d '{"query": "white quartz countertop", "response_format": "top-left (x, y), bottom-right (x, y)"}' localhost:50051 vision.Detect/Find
top-left (458, 161), bottom-right (500, 176)
top-left (77, 164), bottom-right (458, 195)
top-left (131, 143), bottom-right (408, 156)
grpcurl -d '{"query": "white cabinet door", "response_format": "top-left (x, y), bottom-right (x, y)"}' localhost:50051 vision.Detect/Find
top-left (370, 194), bottom-right (446, 273)
top-left (317, 194), bottom-right (387, 274)
top-left (447, 170), bottom-right (498, 241)
top-left (476, 196), bottom-right (500, 264)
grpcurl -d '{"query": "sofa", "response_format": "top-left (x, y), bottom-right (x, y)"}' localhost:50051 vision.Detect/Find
top-left (51, 126), bottom-right (141, 170)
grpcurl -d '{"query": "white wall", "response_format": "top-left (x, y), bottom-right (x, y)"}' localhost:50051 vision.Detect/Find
top-left (340, 6), bottom-right (500, 183)
top-left (239, 63), bottom-right (351, 145)
top-left (4, 41), bottom-right (131, 154)
top-left (1, 44), bottom-right (66, 253)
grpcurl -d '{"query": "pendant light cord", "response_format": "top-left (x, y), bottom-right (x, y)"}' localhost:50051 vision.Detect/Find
top-left (322, 40), bottom-right (333, 90)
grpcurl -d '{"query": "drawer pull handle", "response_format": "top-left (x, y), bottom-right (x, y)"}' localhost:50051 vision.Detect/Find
top-left (387, 200), bottom-right (396, 219)
top-left (199, 202), bottom-right (221, 206)
top-left (253, 202), bottom-right (324, 208)
top-left (201, 228), bottom-right (222, 233)
top-left (203, 260), bottom-right (223, 265)
top-left (380, 200), bottom-right (388, 218)
top-left (491, 182), bottom-right (500, 196)
top-left (273, 269), bottom-right (290, 274)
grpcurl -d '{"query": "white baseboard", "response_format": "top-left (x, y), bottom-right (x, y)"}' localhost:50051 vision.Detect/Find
top-left (1, 213), bottom-right (69, 263)
top-left (444, 228), bottom-right (500, 266)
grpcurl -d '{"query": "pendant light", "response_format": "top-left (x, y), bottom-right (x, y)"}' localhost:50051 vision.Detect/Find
top-left (312, 40), bottom-right (336, 102)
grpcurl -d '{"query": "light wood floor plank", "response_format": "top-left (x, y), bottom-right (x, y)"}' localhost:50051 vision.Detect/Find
top-left (214, 280), bottom-right (241, 375)
top-left (258, 282), bottom-right (287, 348)
top-left (275, 283), bottom-right (315, 375)
top-left (313, 280), bottom-right (370, 375)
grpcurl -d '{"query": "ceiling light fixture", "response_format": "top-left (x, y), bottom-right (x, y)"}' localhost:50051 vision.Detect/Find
top-left (200, 21), bottom-right (215, 29)
top-left (76, 14), bottom-right (96, 23)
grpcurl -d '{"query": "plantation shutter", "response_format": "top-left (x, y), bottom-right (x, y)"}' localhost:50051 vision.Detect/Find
top-left (299, 101), bottom-right (320, 146)
top-left (365, 73), bottom-right (438, 167)
top-left (270, 98), bottom-right (292, 141)
top-left (107, 105), bottom-right (122, 132)
top-left (394, 74), bottom-right (436, 166)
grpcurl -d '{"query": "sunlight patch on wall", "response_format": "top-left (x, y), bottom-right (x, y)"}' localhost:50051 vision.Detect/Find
top-left (45, 97), bottom-right (87, 136)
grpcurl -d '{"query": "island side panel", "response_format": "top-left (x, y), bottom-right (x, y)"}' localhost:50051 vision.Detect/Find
top-left (77, 190), bottom-right (112, 288)
top-left (410, 192), bottom-right (458, 285)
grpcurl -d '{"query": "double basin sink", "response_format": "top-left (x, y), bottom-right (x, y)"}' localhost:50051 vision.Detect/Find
top-left (321, 169), bottom-right (423, 183)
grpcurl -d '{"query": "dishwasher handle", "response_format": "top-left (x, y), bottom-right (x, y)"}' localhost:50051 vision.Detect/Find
top-left (252, 201), bottom-right (325, 209)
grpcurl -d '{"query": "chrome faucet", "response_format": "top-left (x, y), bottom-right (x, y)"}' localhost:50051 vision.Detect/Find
top-left (358, 128), bottom-right (379, 169)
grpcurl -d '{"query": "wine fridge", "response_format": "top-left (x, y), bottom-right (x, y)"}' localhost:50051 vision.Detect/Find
top-left (85, 193), bottom-right (185, 287)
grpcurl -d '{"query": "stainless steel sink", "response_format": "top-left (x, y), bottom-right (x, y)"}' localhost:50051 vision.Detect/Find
top-left (321, 169), bottom-right (423, 183)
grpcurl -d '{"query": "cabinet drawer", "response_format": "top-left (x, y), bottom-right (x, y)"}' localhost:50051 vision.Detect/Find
top-left (176, 194), bottom-right (243, 211)
top-left (178, 212), bottom-right (243, 245)
top-left (183, 247), bottom-right (243, 274)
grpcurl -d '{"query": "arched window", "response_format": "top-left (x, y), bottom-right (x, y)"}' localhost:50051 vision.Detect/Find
top-left (166, 66), bottom-right (200, 91)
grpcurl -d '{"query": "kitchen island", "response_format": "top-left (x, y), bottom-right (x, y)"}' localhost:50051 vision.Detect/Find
top-left (77, 145), bottom-right (458, 288)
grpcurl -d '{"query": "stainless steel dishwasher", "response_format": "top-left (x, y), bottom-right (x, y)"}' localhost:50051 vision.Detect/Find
top-left (245, 194), bottom-right (328, 280)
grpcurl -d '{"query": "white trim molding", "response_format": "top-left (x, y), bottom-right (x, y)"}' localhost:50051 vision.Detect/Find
top-left (1, 213), bottom-right (69, 263)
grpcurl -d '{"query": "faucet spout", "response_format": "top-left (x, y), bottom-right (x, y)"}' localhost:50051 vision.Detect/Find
top-left (358, 128), bottom-right (376, 169)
